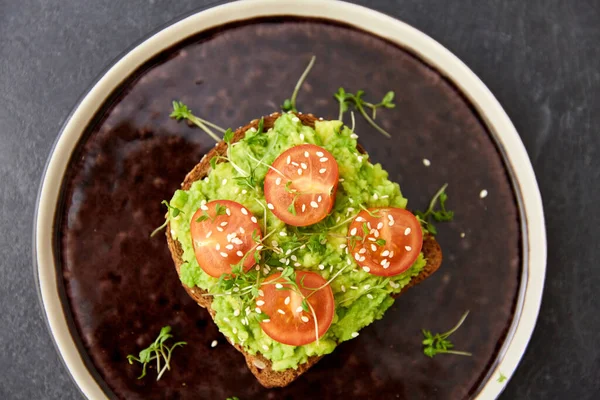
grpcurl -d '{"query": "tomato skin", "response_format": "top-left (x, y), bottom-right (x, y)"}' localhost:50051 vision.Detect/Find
top-left (258, 271), bottom-right (334, 346)
top-left (190, 200), bottom-right (262, 278)
top-left (264, 144), bottom-right (339, 227)
top-left (347, 207), bottom-right (423, 277)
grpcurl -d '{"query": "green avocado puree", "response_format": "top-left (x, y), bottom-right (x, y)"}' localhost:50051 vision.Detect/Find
top-left (169, 113), bottom-right (426, 371)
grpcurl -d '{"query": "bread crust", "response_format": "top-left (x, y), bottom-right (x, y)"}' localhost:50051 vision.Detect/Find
top-left (165, 112), bottom-right (442, 388)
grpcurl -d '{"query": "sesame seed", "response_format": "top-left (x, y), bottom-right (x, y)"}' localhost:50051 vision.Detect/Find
top-left (235, 250), bottom-right (243, 257)
top-left (320, 157), bottom-right (329, 163)
top-left (350, 286), bottom-right (358, 290)
top-left (405, 246), bottom-right (412, 251)
top-left (304, 151), bottom-right (309, 157)
top-left (255, 307), bottom-right (262, 314)
top-left (461, 232), bottom-right (466, 238)
top-left (373, 230), bottom-right (380, 238)
top-left (279, 258), bottom-right (287, 263)
top-left (291, 161), bottom-right (299, 166)
top-left (351, 332), bottom-right (359, 338)
top-left (271, 241), bottom-right (278, 247)
top-left (380, 259), bottom-right (388, 266)
top-left (357, 156), bottom-right (363, 162)
top-left (276, 177), bottom-right (282, 185)
top-left (200, 204), bottom-right (208, 211)
top-left (423, 158), bottom-right (431, 167)
top-left (233, 309), bottom-right (240, 316)
top-left (215, 243), bottom-right (221, 250)
top-left (367, 294), bottom-right (374, 299)
top-left (389, 220), bottom-right (394, 227)
top-left (277, 309), bottom-right (286, 315)
top-left (301, 316), bottom-right (309, 323)
top-left (359, 248), bottom-right (367, 254)
top-left (285, 249), bottom-right (292, 255)
top-left (390, 281), bottom-right (400, 289)
top-left (347, 258), bottom-right (352, 265)
top-left (389, 251), bottom-right (395, 258)
top-left (275, 283), bottom-right (283, 289)
top-left (258, 289), bottom-right (264, 296)
top-left (226, 208), bottom-right (231, 216)
top-left (233, 328), bottom-right (237, 334)
top-left (224, 317), bottom-right (230, 322)
top-left (222, 179), bottom-right (227, 185)
top-left (362, 266), bottom-right (371, 272)
top-left (239, 227), bottom-right (245, 234)
top-left (294, 262), bottom-right (301, 267)
top-left (216, 227), bottom-right (223, 232)
top-left (262, 344), bottom-right (269, 351)
top-left (286, 155), bottom-right (291, 164)
top-left (368, 237), bottom-right (376, 242)
top-left (298, 168), bottom-right (303, 175)
top-left (340, 243), bottom-right (347, 249)
top-left (241, 208), bottom-right (248, 215)
top-left (284, 296), bottom-right (290, 305)
top-left (480, 189), bottom-right (488, 198)
top-left (316, 151), bottom-right (324, 157)
top-left (267, 203), bottom-right (274, 210)
top-left (377, 222), bottom-right (383, 230)
top-left (404, 227), bottom-right (411, 235)
top-left (263, 319), bottom-right (270, 323)
top-left (205, 231), bottom-right (212, 238)
top-left (226, 244), bottom-right (233, 250)
top-left (211, 340), bottom-right (218, 348)
top-left (319, 168), bottom-right (326, 174)
top-left (242, 189), bottom-right (247, 194)
top-left (310, 201), bottom-right (318, 208)
top-left (251, 216), bottom-right (258, 223)
top-left (330, 265), bottom-right (334, 272)
top-left (371, 244), bottom-right (377, 251)
top-left (350, 227), bottom-right (357, 236)
top-left (356, 217), bottom-right (365, 222)
top-left (359, 256), bottom-right (366, 262)
top-left (220, 252), bottom-right (228, 258)
top-left (354, 253), bottom-right (361, 261)
top-left (262, 267), bottom-right (269, 275)
top-left (350, 133), bottom-right (358, 139)
top-left (301, 162), bottom-right (308, 169)
top-left (292, 116), bottom-right (300, 122)
top-left (367, 222), bottom-right (372, 229)
top-left (301, 204), bottom-right (306, 212)
top-left (293, 306), bottom-right (303, 313)
top-left (381, 250), bottom-right (390, 257)
top-left (220, 221), bottom-right (228, 227)
top-left (290, 255), bottom-right (297, 261)
top-left (279, 231), bottom-right (287, 237)
top-left (381, 195), bottom-right (389, 199)
top-left (299, 133), bottom-right (305, 141)
top-left (373, 193), bottom-right (379, 200)
top-left (319, 264), bottom-right (325, 270)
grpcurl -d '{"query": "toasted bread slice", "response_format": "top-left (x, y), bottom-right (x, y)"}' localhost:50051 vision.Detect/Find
top-left (166, 112), bottom-right (443, 388)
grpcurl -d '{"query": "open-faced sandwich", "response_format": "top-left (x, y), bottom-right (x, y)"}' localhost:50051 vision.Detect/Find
top-left (163, 109), bottom-right (443, 387)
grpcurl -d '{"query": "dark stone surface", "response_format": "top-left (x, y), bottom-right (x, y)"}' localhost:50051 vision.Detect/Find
top-left (0, 0), bottom-right (598, 399)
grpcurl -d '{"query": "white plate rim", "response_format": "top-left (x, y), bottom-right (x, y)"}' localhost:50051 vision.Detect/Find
top-left (33, 1), bottom-right (547, 399)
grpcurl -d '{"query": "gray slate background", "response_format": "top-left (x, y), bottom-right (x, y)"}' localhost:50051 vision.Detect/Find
top-left (1, 0), bottom-right (598, 398)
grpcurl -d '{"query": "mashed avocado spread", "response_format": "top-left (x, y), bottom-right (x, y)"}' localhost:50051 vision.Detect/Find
top-left (169, 113), bottom-right (426, 370)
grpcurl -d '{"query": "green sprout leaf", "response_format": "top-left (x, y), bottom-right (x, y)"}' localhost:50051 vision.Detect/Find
top-left (421, 311), bottom-right (471, 358)
top-left (415, 183), bottom-right (454, 235)
top-left (126, 326), bottom-right (186, 380)
top-left (170, 100), bottom-right (226, 142)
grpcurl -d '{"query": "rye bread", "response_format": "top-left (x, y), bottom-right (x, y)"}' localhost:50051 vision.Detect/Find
top-left (165, 112), bottom-right (443, 388)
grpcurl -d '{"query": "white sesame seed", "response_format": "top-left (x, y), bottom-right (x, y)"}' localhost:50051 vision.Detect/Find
top-left (304, 151), bottom-right (309, 157)
top-left (220, 252), bottom-right (228, 258)
top-left (215, 243), bottom-right (221, 250)
top-left (258, 289), bottom-right (264, 296)
top-left (356, 217), bottom-right (365, 222)
top-left (262, 319), bottom-right (270, 323)
top-left (271, 241), bottom-right (278, 247)
top-left (241, 208), bottom-right (248, 215)
top-left (390, 281), bottom-right (400, 289)
top-left (255, 307), bottom-right (262, 314)
top-left (350, 133), bottom-right (358, 139)
top-left (232, 328), bottom-right (237, 334)
top-left (239, 227), bottom-right (245, 234)
top-left (279, 258), bottom-right (287, 264)
top-left (330, 265), bottom-right (334, 272)
top-left (461, 232), bottom-right (466, 238)
top-left (377, 222), bottom-right (383, 230)
top-left (217, 227), bottom-right (223, 232)
top-left (354, 253), bottom-right (361, 261)
top-left (380, 259), bottom-right (388, 266)
top-left (205, 231), bottom-right (212, 238)
top-left (367, 294), bottom-right (374, 299)
top-left (359, 248), bottom-right (367, 254)
top-left (339, 178), bottom-right (345, 182)
top-left (236, 250), bottom-right (244, 257)
top-left (404, 227), bottom-right (411, 235)
top-left (276, 177), bottom-right (282, 185)
top-left (241, 189), bottom-right (247, 194)
top-left (299, 133), bottom-right (305, 141)
top-left (405, 245), bottom-right (412, 251)
top-left (480, 189), bottom-right (488, 199)
top-left (389, 251), bottom-right (395, 258)
top-left (262, 344), bottom-right (269, 351)
top-left (262, 267), bottom-right (269, 275)
top-left (267, 203), bottom-right (274, 210)
top-left (298, 168), bottom-right (303, 175)
top-left (350, 286), bottom-right (358, 290)
top-left (351, 332), bottom-right (359, 338)
top-left (373, 230), bottom-right (380, 238)
top-left (316, 151), bottom-right (324, 157)
top-left (233, 309), bottom-right (240, 316)
top-left (310, 201), bottom-right (319, 208)
top-left (200, 204), bottom-right (208, 211)
top-left (291, 161), bottom-right (299, 166)
top-left (340, 243), bottom-right (347, 249)
top-left (423, 158), bottom-right (431, 167)
top-left (211, 340), bottom-right (218, 348)
top-left (301, 162), bottom-right (308, 169)
top-left (275, 283), bottom-right (283, 289)
top-left (319, 157), bottom-right (328, 162)
top-left (251, 216), bottom-right (258, 223)
top-left (319, 168), bottom-right (327, 174)
top-left (290, 255), bottom-right (297, 261)
top-left (301, 316), bottom-right (310, 323)
top-left (222, 178), bottom-right (227, 185)
top-left (226, 244), bottom-right (233, 250)
top-left (319, 264), bottom-right (325, 270)
top-left (294, 262), bottom-right (301, 267)
top-left (362, 266), bottom-right (371, 272)
top-left (371, 244), bottom-right (377, 251)
top-left (373, 193), bottom-right (379, 200)
top-left (389, 220), bottom-right (395, 227)
top-left (301, 204), bottom-right (306, 212)
top-left (279, 231), bottom-right (287, 237)
top-left (226, 208), bottom-right (231, 216)
top-left (295, 306), bottom-right (304, 313)
top-left (220, 221), bottom-right (228, 227)
top-left (350, 227), bottom-right (357, 236)
top-left (286, 155), bottom-right (291, 164)
top-left (357, 156), bottom-right (363, 162)
top-left (359, 256), bottom-right (366, 262)
top-left (292, 117), bottom-right (300, 123)
top-left (284, 296), bottom-right (290, 305)
top-left (224, 317), bottom-right (230, 322)
top-left (368, 237), bottom-right (376, 242)
top-left (277, 309), bottom-right (286, 315)
top-left (381, 250), bottom-right (390, 257)
top-left (347, 258), bottom-right (352, 265)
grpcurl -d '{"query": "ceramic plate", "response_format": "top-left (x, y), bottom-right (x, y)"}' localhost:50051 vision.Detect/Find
top-left (34, 1), bottom-right (546, 399)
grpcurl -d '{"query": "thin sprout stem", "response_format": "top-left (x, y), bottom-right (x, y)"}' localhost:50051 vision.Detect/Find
top-left (441, 310), bottom-right (470, 339)
top-left (253, 198), bottom-right (268, 234)
top-left (194, 116), bottom-right (227, 133)
top-left (425, 183), bottom-right (449, 218)
top-left (441, 350), bottom-right (473, 356)
top-left (290, 56), bottom-right (316, 112)
top-left (306, 298), bottom-right (320, 344)
top-left (350, 111), bottom-right (356, 132)
top-left (305, 263), bottom-right (352, 299)
top-left (245, 152), bottom-right (288, 179)
top-left (356, 102), bottom-right (391, 138)
top-left (188, 115), bottom-right (222, 142)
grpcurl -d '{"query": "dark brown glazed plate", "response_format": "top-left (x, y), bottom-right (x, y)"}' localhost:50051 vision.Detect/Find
top-left (33, 2), bottom-right (546, 399)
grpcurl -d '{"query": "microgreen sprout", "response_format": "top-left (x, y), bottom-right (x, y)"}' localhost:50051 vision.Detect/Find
top-left (334, 88), bottom-right (395, 137)
top-left (415, 183), bottom-right (454, 235)
top-left (150, 201), bottom-right (184, 237)
top-left (126, 326), bottom-right (186, 380)
top-left (281, 55), bottom-right (316, 112)
top-left (422, 311), bottom-right (471, 358)
top-left (170, 101), bottom-right (224, 142)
